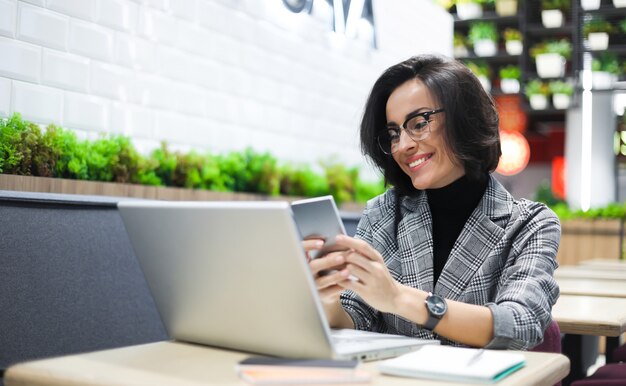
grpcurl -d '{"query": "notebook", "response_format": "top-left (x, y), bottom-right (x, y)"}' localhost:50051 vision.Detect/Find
top-left (117, 200), bottom-right (437, 361)
top-left (378, 345), bottom-right (526, 384)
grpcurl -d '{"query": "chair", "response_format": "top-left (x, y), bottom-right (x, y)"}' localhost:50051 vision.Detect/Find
top-left (532, 320), bottom-right (563, 386)
top-left (570, 363), bottom-right (626, 386)
top-left (532, 320), bottom-right (562, 354)
top-left (0, 190), bottom-right (168, 386)
top-left (612, 343), bottom-right (626, 363)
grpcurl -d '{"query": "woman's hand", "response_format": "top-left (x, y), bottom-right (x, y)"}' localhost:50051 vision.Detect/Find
top-left (334, 234), bottom-right (403, 314)
top-left (304, 239), bottom-right (351, 304)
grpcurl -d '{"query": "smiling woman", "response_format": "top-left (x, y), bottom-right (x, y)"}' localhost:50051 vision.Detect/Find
top-left (305, 54), bottom-right (561, 351)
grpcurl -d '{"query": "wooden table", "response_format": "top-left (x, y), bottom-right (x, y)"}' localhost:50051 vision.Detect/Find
top-left (5, 341), bottom-right (570, 386)
top-left (557, 278), bottom-right (626, 298)
top-left (552, 294), bottom-right (626, 384)
top-left (578, 258), bottom-right (626, 271)
top-left (555, 266), bottom-right (626, 280)
top-left (552, 295), bottom-right (626, 336)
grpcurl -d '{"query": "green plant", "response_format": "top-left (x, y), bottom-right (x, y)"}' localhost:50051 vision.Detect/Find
top-left (321, 158), bottom-right (359, 205)
top-left (541, 0), bottom-right (570, 11)
top-left (548, 80), bottom-right (573, 95)
top-left (0, 113), bottom-right (389, 204)
top-left (593, 53), bottom-right (621, 74)
top-left (464, 60), bottom-right (491, 77)
top-left (583, 16), bottom-right (615, 37)
top-left (454, 32), bottom-right (467, 47)
top-left (529, 39), bottom-right (572, 59)
top-left (468, 21), bottom-right (498, 44)
top-left (0, 114), bottom-right (54, 176)
top-left (619, 18), bottom-right (626, 33)
top-left (503, 28), bottom-right (521, 42)
top-left (499, 65), bottom-right (521, 80)
top-left (525, 79), bottom-right (549, 97)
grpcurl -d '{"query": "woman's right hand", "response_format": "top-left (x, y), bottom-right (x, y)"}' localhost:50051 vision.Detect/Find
top-left (303, 240), bottom-right (351, 304)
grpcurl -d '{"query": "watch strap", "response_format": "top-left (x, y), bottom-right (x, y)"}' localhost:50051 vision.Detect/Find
top-left (424, 292), bottom-right (445, 331)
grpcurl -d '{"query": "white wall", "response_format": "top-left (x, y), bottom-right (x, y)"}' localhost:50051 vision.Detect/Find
top-left (0, 0), bottom-right (452, 179)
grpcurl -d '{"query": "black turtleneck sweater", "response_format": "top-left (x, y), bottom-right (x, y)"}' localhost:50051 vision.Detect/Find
top-left (426, 175), bottom-right (488, 286)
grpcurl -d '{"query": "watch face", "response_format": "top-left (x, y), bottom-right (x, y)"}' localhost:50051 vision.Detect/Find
top-left (427, 294), bottom-right (448, 317)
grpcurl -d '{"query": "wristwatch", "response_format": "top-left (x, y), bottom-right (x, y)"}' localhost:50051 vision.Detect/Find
top-left (424, 292), bottom-right (448, 331)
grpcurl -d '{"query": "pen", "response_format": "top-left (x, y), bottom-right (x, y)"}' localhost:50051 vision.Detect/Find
top-left (466, 348), bottom-right (485, 365)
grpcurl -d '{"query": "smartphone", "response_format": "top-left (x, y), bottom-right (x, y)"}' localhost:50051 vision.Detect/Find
top-left (291, 195), bottom-right (347, 260)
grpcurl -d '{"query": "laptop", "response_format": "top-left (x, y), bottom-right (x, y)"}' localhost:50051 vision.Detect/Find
top-left (117, 200), bottom-right (437, 361)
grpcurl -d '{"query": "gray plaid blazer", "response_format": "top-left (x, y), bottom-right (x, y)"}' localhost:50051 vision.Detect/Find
top-left (340, 175), bottom-right (560, 350)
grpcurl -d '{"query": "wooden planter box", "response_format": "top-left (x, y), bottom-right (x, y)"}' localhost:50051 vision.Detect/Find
top-left (0, 174), bottom-right (365, 213)
top-left (557, 219), bottom-right (624, 265)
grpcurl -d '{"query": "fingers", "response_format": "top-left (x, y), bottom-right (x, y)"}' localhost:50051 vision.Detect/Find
top-left (309, 253), bottom-right (346, 277)
top-left (335, 235), bottom-right (383, 263)
top-left (303, 239), bottom-right (324, 252)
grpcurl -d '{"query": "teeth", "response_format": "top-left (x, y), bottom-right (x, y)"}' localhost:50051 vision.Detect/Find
top-left (409, 155), bottom-right (430, 168)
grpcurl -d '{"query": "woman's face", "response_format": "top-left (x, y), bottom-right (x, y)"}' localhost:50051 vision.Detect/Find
top-left (386, 79), bottom-right (465, 190)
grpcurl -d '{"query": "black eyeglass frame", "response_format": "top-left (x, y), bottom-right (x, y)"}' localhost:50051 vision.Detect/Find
top-left (377, 108), bottom-right (445, 155)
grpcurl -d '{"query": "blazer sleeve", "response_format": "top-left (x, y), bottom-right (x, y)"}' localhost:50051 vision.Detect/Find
top-left (339, 206), bottom-right (386, 332)
top-left (484, 202), bottom-right (561, 350)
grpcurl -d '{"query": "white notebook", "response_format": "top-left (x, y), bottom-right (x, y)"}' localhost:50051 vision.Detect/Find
top-left (378, 345), bottom-right (526, 384)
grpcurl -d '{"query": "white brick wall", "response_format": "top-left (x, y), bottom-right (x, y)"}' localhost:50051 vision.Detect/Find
top-left (0, 0), bottom-right (17, 38)
top-left (0, 0), bottom-right (452, 179)
top-left (0, 77), bottom-right (11, 116)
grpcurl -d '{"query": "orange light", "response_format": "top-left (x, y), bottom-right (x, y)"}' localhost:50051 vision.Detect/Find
top-left (552, 156), bottom-right (566, 200)
top-left (496, 130), bottom-right (530, 176)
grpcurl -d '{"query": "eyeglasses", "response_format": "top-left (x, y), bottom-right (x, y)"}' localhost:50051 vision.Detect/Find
top-left (377, 108), bottom-right (445, 155)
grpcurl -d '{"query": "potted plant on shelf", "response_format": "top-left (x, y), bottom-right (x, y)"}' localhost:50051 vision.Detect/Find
top-left (540, 0), bottom-right (570, 28)
top-left (530, 39), bottom-right (572, 78)
top-left (499, 65), bottom-right (521, 94)
top-left (468, 21), bottom-right (498, 57)
top-left (454, 32), bottom-right (470, 58)
top-left (583, 16), bottom-right (614, 51)
top-left (620, 17), bottom-right (626, 34)
top-left (592, 52), bottom-right (620, 89)
top-left (548, 80), bottom-right (573, 109)
top-left (495, 0), bottom-right (517, 16)
top-left (465, 60), bottom-right (492, 92)
top-left (455, 0), bottom-right (484, 19)
top-left (503, 28), bottom-right (523, 55)
top-left (525, 79), bottom-right (550, 110)
top-left (581, 0), bottom-right (601, 10)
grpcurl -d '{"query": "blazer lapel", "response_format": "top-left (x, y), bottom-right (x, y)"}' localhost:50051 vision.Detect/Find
top-left (398, 191), bottom-right (435, 293)
top-left (435, 176), bottom-right (512, 300)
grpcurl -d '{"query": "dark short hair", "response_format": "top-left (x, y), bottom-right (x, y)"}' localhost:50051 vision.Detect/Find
top-left (360, 54), bottom-right (501, 195)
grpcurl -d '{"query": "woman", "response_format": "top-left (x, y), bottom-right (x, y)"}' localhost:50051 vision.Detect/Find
top-left (306, 54), bottom-right (560, 350)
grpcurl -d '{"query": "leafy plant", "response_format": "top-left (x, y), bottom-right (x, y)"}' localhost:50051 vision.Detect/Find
top-left (619, 17), bottom-right (626, 34)
top-left (503, 28), bottom-right (522, 42)
top-left (280, 165), bottom-right (330, 198)
top-left (499, 65), bottom-right (521, 80)
top-left (0, 114), bottom-right (54, 176)
top-left (525, 79), bottom-right (550, 97)
top-left (468, 21), bottom-right (498, 44)
top-left (465, 60), bottom-right (491, 77)
top-left (583, 16), bottom-right (615, 37)
top-left (530, 39), bottom-right (572, 59)
top-left (592, 52), bottom-right (621, 74)
top-left (541, 0), bottom-right (570, 11)
top-left (454, 32), bottom-right (467, 47)
top-left (0, 113), bottom-right (388, 204)
top-left (548, 80), bottom-right (573, 95)
top-left (321, 159), bottom-right (359, 205)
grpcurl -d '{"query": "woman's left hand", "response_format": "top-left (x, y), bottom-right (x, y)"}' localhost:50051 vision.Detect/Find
top-left (334, 234), bottom-right (403, 314)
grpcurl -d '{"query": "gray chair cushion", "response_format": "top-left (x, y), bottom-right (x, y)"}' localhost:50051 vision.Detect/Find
top-left (0, 190), bottom-right (168, 379)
